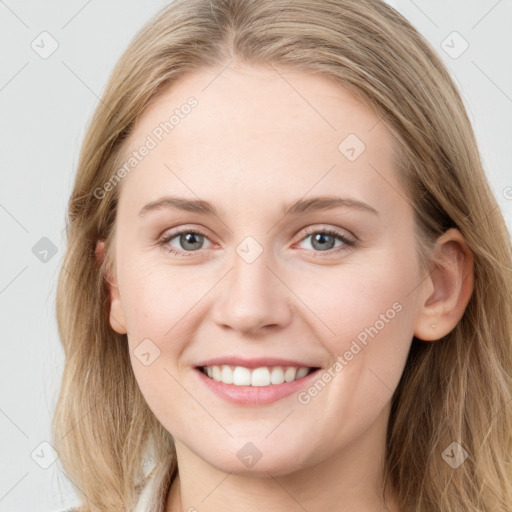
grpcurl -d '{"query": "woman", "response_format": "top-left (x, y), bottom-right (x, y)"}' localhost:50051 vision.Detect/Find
top-left (53, 0), bottom-right (512, 511)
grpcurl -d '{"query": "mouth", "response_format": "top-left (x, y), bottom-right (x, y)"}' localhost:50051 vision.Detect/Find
top-left (196, 364), bottom-right (319, 387)
top-left (193, 356), bottom-right (324, 405)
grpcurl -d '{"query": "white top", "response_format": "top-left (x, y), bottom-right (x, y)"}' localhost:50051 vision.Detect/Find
top-left (134, 467), bottom-right (164, 512)
top-left (58, 464), bottom-right (172, 512)
top-left (134, 457), bottom-right (175, 512)
top-left (57, 438), bottom-right (175, 512)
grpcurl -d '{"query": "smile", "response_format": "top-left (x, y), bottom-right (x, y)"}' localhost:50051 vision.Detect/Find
top-left (199, 365), bottom-right (315, 386)
top-left (194, 362), bottom-right (322, 405)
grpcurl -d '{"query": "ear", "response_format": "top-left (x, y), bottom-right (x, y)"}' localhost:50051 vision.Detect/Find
top-left (413, 228), bottom-right (474, 341)
top-left (95, 240), bottom-right (127, 335)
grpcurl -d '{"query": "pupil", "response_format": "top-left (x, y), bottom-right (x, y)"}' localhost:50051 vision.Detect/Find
top-left (178, 232), bottom-right (336, 252)
top-left (182, 233), bottom-right (202, 250)
top-left (313, 233), bottom-right (334, 250)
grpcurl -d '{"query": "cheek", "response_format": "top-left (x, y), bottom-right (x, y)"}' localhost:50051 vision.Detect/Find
top-left (288, 255), bottom-right (417, 441)
top-left (117, 260), bottom-right (180, 370)
top-left (119, 255), bottom-right (205, 337)
top-left (119, 260), bottom-right (214, 384)
top-left (294, 250), bottom-right (418, 367)
top-left (120, 265), bottom-right (193, 423)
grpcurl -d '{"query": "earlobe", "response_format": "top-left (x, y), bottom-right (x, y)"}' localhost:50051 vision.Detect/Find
top-left (95, 240), bottom-right (128, 335)
top-left (413, 229), bottom-right (474, 342)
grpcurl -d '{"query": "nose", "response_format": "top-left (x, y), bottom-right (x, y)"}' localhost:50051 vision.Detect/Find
top-left (211, 247), bottom-right (293, 336)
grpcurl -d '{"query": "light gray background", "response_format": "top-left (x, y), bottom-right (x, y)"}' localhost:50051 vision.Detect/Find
top-left (1, 1), bottom-right (511, 511)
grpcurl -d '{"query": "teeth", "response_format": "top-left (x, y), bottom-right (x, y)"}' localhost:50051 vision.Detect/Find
top-left (221, 365), bottom-right (233, 384)
top-left (251, 367), bottom-right (270, 387)
top-left (270, 367), bottom-right (285, 385)
top-left (203, 365), bottom-right (313, 386)
top-left (232, 366), bottom-right (251, 386)
top-left (296, 367), bottom-right (309, 379)
top-left (284, 367), bottom-right (296, 382)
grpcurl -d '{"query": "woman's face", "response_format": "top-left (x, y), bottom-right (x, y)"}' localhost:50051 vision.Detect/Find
top-left (102, 63), bottom-right (430, 475)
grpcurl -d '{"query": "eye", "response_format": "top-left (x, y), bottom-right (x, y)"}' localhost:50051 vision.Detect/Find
top-left (296, 227), bottom-right (355, 255)
top-left (158, 228), bottom-right (213, 257)
top-left (158, 226), bottom-right (356, 257)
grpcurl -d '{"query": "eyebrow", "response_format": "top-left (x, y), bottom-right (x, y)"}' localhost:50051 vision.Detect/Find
top-left (138, 195), bottom-right (379, 218)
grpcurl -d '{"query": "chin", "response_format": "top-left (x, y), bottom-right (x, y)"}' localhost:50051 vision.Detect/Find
top-left (195, 439), bottom-right (314, 476)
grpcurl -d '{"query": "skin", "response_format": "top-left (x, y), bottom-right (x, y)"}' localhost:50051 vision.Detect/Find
top-left (95, 62), bottom-right (474, 512)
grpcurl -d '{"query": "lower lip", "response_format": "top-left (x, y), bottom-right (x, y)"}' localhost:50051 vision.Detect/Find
top-left (194, 368), bottom-right (321, 405)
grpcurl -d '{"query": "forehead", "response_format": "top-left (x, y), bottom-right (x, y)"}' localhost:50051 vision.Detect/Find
top-left (129, 63), bottom-right (386, 150)
top-left (116, 63), bottom-right (405, 221)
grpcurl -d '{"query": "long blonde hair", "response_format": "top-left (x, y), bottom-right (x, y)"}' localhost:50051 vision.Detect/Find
top-left (52, 0), bottom-right (512, 510)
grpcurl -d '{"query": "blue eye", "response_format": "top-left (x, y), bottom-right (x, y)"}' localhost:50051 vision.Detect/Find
top-left (159, 229), bottom-right (212, 257)
top-left (298, 227), bottom-right (355, 254)
top-left (158, 226), bottom-right (355, 257)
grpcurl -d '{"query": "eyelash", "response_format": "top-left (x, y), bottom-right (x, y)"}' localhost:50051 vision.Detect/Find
top-left (158, 226), bottom-right (356, 258)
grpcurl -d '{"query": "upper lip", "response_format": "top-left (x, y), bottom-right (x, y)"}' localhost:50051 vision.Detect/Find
top-left (195, 356), bottom-right (321, 369)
